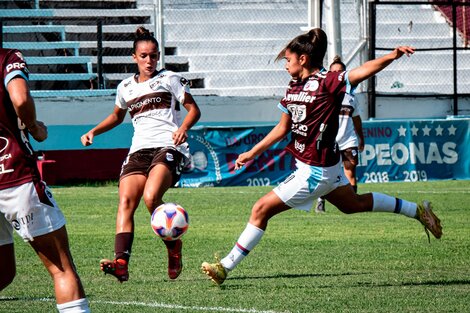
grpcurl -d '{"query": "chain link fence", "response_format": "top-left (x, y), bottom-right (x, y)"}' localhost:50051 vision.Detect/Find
top-left (368, 0), bottom-right (469, 116)
top-left (0, 0), bottom-right (365, 99)
top-left (1, 0), bottom-right (467, 114)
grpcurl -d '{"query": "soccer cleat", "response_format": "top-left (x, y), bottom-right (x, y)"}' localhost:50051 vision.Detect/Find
top-left (315, 199), bottom-right (325, 213)
top-left (416, 201), bottom-right (442, 242)
top-left (201, 258), bottom-right (227, 285)
top-left (167, 239), bottom-right (183, 279)
top-left (100, 258), bottom-right (128, 282)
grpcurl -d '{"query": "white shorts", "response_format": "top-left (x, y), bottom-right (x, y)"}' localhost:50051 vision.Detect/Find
top-left (273, 159), bottom-right (349, 212)
top-left (0, 181), bottom-right (66, 245)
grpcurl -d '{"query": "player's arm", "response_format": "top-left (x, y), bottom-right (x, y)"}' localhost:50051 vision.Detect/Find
top-left (348, 46), bottom-right (415, 86)
top-left (173, 92), bottom-right (201, 146)
top-left (7, 76), bottom-right (47, 142)
top-left (80, 106), bottom-right (127, 146)
top-left (235, 112), bottom-right (291, 170)
top-left (352, 115), bottom-right (365, 151)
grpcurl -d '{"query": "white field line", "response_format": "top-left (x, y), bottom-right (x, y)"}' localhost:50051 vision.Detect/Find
top-left (93, 300), bottom-right (292, 313)
top-left (0, 297), bottom-right (292, 313)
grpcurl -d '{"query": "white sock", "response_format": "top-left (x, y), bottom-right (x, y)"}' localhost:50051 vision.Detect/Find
top-left (57, 298), bottom-right (90, 313)
top-left (221, 223), bottom-right (264, 271)
top-left (372, 192), bottom-right (417, 218)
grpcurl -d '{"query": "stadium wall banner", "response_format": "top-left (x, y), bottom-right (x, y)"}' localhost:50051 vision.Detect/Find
top-left (30, 118), bottom-right (469, 185)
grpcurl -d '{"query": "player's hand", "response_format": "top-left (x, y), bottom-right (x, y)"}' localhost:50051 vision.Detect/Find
top-left (172, 129), bottom-right (188, 146)
top-left (394, 46), bottom-right (415, 59)
top-left (80, 132), bottom-right (94, 146)
top-left (234, 151), bottom-right (254, 170)
top-left (28, 121), bottom-right (47, 142)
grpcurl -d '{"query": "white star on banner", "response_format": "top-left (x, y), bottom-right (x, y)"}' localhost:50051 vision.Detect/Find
top-left (435, 125), bottom-right (443, 136)
top-left (397, 125), bottom-right (407, 136)
top-left (448, 125), bottom-right (457, 136)
top-left (422, 125), bottom-right (431, 136)
top-left (411, 124), bottom-right (419, 136)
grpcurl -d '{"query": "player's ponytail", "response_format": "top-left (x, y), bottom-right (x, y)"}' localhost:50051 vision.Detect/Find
top-left (133, 26), bottom-right (159, 53)
top-left (276, 28), bottom-right (327, 69)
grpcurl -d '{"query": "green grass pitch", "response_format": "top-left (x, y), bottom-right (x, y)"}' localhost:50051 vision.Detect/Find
top-left (1, 180), bottom-right (469, 312)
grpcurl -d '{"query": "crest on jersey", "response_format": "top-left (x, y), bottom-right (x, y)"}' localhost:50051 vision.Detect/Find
top-left (287, 104), bottom-right (307, 123)
top-left (15, 52), bottom-right (24, 61)
top-left (303, 79), bottom-right (319, 92)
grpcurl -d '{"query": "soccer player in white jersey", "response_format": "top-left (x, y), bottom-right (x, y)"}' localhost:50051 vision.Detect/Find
top-left (315, 56), bottom-right (365, 213)
top-left (201, 28), bottom-right (442, 285)
top-left (81, 27), bottom-right (201, 282)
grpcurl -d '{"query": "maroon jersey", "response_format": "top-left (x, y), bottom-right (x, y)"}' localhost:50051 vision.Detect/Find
top-left (0, 48), bottom-right (40, 190)
top-left (279, 69), bottom-right (348, 167)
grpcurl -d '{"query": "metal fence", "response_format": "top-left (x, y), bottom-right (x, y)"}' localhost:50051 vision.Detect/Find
top-left (368, 0), bottom-right (470, 117)
top-left (1, 0), bottom-right (467, 117)
top-left (0, 0), bottom-right (365, 98)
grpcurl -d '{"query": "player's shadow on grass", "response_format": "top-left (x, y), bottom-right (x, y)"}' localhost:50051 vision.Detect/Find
top-left (216, 271), bottom-right (367, 289)
top-left (0, 296), bottom-right (55, 302)
top-left (236, 271), bottom-right (367, 281)
top-left (356, 279), bottom-right (470, 288)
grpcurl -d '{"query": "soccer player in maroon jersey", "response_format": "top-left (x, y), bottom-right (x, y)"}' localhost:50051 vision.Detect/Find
top-left (0, 48), bottom-right (90, 312)
top-left (201, 28), bottom-right (442, 285)
top-left (80, 27), bottom-right (200, 282)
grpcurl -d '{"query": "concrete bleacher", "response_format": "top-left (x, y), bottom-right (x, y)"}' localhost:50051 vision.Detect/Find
top-left (0, 0), bottom-right (467, 98)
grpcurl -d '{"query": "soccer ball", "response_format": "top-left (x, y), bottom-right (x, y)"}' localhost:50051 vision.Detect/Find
top-left (150, 203), bottom-right (189, 241)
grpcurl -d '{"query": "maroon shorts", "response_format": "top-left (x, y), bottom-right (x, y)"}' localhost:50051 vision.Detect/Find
top-left (120, 147), bottom-right (185, 185)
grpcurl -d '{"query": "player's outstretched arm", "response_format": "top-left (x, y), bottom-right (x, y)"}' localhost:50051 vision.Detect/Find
top-left (80, 106), bottom-right (127, 146)
top-left (348, 46), bottom-right (415, 86)
top-left (235, 113), bottom-right (291, 170)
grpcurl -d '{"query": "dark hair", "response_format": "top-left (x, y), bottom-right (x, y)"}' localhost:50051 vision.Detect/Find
top-left (275, 28), bottom-right (327, 69)
top-left (330, 55), bottom-right (346, 71)
top-left (133, 26), bottom-right (159, 53)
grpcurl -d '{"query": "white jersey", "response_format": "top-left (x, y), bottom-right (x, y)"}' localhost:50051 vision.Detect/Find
top-left (336, 93), bottom-right (360, 150)
top-left (115, 69), bottom-right (191, 157)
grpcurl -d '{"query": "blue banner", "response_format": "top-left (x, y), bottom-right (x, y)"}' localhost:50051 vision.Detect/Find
top-left (180, 126), bottom-right (294, 187)
top-left (356, 118), bottom-right (470, 183)
top-left (30, 118), bottom-right (469, 186)
top-left (181, 118), bottom-right (470, 186)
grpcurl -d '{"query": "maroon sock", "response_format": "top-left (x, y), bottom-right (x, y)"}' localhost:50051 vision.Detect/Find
top-left (115, 232), bottom-right (134, 262)
top-left (352, 185), bottom-right (358, 193)
top-left (163, 239), bottom-right (182, 250)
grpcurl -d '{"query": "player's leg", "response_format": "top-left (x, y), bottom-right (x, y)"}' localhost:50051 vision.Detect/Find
top-left (0, 214), bottom-right (15, 291)
top-left (341, 147), bottom-right (359, 193)
top-left (202, 191), bottom-right (290, 285)
top-left (100, 173), bottom-right (146, 282)
top-left (145, 162), bottom-right (183, 279)
top-left (29, 227), bottom-right (90, 312)
top-left (143, 163), bottom-right (173, 213)
top-left (0, 244), bottom-right (15, 291)
top-left (325, 185), bottom-right (442, 239)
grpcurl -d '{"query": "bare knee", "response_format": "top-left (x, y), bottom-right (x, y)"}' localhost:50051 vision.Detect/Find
top-left (143, 193), bottom-right (162, 213)
top-left (249, 200), bottom-right (272, 227)
top-left (327, 188), bottom-right (372, 214)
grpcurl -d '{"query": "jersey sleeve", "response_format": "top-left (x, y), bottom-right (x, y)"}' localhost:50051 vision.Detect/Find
top-left (115, 81), bottom-right (127, 110)
top-left (3, 50), bottom-right (29, 88)
top-left (168, 73), bottom-right (191, 104)
top-left (324, 70), bottom-right (349, 97)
